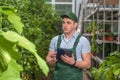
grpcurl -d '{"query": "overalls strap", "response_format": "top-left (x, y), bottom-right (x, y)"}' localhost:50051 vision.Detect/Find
top-left (73, 34), bottom-right (81, 49)
top-left (57, 35), bottom-right (61, 48)
top-left (72, 34), bottom-right (81, 59)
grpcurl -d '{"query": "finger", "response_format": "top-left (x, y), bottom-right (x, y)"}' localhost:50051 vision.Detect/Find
top-left (60, 55), bottom-right (66, 60)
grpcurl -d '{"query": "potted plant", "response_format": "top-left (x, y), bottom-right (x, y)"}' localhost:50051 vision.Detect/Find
top-left (106, 32), bottom-right (115, 41)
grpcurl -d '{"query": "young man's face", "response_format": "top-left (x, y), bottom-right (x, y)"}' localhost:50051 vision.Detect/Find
top-left (62, 18), bottom-right (77, 34)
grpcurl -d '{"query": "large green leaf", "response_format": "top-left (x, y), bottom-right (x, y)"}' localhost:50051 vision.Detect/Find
top-left (0, 31), bottom-right (20, 60)
top-left (0, 47), bottom-right (11, 72)
top-left (3, 31), bottom-right (36, 54)
top-left (0, 31), bottom-right (21, 73)
top-left (3, 31), bottom-right (49, 76)
top-left (0, 59), bottom-right (23, 80)
top-left (0, 6), bottom-right (24, 34)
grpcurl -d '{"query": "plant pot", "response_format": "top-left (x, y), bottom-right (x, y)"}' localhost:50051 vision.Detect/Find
top-left (107, 36), bottom-right (114, 41)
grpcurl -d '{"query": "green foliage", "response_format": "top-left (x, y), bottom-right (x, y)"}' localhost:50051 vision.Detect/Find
top-left (0, 0), bottom-right (61, 79)
top-left (0, 59), bottom-right (23, 80)
top-left (91, 51), bottom-right (120, 80)
top-left (107, 32), bottom-right (115, 37)
top-left (0, 6), bottom-right (49, 79)
top-left (86, 21), bottom-right (96, 33)
top-left (0, 32), bottom-right (20, 72)
top-left (86, 21), bottom-right (103, 54)
top-left (13, 0), bottom-right (61, 58)
top-left (91, 30), bottom-right (97, 54)
top-left (0, 6), bottom-right (24, 34)
top-left (3, 31), bottom-right (49, 76)
top-left (87, 21), bottom-right (97, 54)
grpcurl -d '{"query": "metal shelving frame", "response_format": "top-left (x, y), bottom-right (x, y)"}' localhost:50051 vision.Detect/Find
top-left (82, 0), bottom-right (119, 59)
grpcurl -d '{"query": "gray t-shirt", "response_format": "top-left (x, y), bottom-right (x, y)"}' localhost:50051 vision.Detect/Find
top-left (49, 31), bottom-right (91, 61)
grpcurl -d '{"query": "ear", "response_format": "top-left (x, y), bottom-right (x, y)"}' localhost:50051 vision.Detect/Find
top-left (74, 22), bottom-right (78, 28)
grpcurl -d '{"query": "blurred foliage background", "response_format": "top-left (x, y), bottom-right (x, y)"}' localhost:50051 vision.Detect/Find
top-left (0, 0), bottom-right (62, 80)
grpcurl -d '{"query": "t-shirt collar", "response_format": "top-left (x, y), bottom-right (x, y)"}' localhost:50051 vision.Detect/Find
top-left (62, 31), bottom-right (78, 39)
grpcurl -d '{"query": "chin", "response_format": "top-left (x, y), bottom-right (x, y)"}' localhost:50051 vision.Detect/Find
top-left (63, 31), bottom-right (68, 34)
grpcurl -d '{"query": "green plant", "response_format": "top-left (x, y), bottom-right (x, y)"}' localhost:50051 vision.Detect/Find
top-left (86, 21), bottom-right (96, 33)
top-left (0, 6), bottom-right (49, 80)
top-left (107, 32), bottom-right (114, 37)
top-left (87, 21), bottom-right (97, 55)
top-left (90, 51), bottom-right (120, 80)
top-left (0, 0), bottom-right (61, 79)
top-left (91, 31), bottom-right (97, 54)
top-left (86, 22), bottom-right (103, 55)
top-left (105, 32), bottom-right (115, 41)
top-left (86, 21), bottom-right (97, 54)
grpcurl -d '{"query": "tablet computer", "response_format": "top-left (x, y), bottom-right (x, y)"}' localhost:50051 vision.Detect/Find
top-left (57, 48), bottom-right (72, 60)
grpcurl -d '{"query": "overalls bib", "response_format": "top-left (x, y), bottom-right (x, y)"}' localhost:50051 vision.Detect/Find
top-left (53, 35), bottom-right (83, 80)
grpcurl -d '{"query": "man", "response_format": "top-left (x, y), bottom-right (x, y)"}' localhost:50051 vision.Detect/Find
top-left (46, 12), bottom-right (91, 80)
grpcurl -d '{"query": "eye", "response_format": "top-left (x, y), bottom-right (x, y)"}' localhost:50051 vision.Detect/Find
top-left (62, 21), bottom-right (65, 24)
top-left (67, 21), bottom-right (71, 24)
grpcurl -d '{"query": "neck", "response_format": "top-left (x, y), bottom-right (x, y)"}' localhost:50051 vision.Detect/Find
top-left (64, 30), bottom-right (75, 40)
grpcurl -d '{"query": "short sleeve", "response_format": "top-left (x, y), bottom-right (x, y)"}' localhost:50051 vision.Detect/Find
top-left (81, 37), bottom-right (91, 54)
top-left (49, 36), bottom-right (58, 51)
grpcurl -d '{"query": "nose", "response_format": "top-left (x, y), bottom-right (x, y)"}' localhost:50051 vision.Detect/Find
top-left (63, 22), bottom-right (67, 27)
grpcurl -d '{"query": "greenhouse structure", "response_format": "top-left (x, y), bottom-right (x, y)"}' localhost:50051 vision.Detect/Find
top-left (0, 0), bottom-right (120, 80)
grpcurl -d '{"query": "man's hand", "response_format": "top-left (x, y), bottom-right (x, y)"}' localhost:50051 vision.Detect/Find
top-left (46, 51), bottom-right (57, 66)
top-left (61, 54), bottom-right (75, 65)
